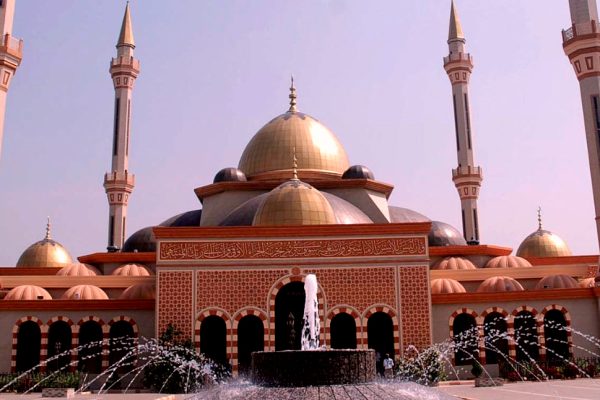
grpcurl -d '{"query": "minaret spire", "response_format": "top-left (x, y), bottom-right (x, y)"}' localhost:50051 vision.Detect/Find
top-left (117, 2), bottom-right (135, 49)
top-left (0, 0), bottom-right (22, 162)
top-left (562, 0), bottom-right (600, 250)
top-left (448, 0), bottom-right (464, 41)
top-left (103, 3), bottom-right (140, 251)
top-left (443, 0), bottom-right (483, 244)
top-left (537, 207), bottom-right (543, 231)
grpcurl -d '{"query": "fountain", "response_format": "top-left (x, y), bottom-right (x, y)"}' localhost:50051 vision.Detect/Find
top-left (250, 274), bottom-right (376, 387)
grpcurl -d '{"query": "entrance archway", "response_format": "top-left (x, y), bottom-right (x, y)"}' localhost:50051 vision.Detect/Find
top-left (544, 310), bottom-right (569, 361)
top-left (78, 321), bottom-right (103, 373)
top-left (16, 321), bottom-right (41, 372)
top-left (237, 315), bottom-right (264, 376)
top-left (514, 311), bottom-right (539, 361)
top-left (200, 316), bottom-right (227, 364)
top-left (275, 281), bottom-right (305, 351)
top-left (47, 321), bottom-right (72, 372)
top-left (367, 312), bottom-right (394, 375)
top-left (330, 313), bottom-right (357, 349)
top-left (483, 312), bottom-right (508, 364)
top-left (109, 321), bottom-right (135, 372)
top-left (453, 313), bottom-right (477, 366)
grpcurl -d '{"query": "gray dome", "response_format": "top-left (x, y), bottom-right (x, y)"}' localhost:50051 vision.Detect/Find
top-left (213, 168), bottom-right (247, 183)
top-left (159, 209), bottom-right (202, 227)
top-left (342, 165), bottom-right (375, 180)
top-left (389, 206), bottom-right (430, 223)
top-left (428, 221), bottom-right (467, 247)
top-left (220, 191), bottom-right (372, 226)
top-left (122, 226), bottom-right (156, 253)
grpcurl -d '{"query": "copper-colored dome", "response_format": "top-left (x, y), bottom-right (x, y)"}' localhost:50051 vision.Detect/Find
top-left (112, 263), bottom-right (154, 276)
top-left (431, 278), bottom-right (466, 294)
top-left (4, 285), bottom-right (52, 300)
top-left (477, 276), bottom-right (524, 292)
top-left (56, 263), bottom-right (101, 276)
top-left (432, 257), bottom-right (476, 270)
top-left (238, 101), bottom-right (349, 179)
top-left (485, 255), bottom-right (532, 269)
top-left (516, 228), bottom-right (571, 258)
top-left (16, 223), bottom-right (73, 268)
top-left (535, 274), bottom-right (578, 290)
top-left (119, 283), bottom-right (156, 300)
top-left (61, 285), bottom-right (108, 300)
top-left (253, 179), bottom-right (337, 226)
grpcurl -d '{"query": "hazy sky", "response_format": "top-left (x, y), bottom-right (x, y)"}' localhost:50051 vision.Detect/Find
top-left (0, 0), bottom-right (593, 265)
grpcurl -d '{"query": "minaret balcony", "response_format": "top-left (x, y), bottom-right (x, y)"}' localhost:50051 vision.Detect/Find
top-left (443, 52), bottom-right (472, 65)
top-left (0, 33), bottom-right (22, 61)
top-left (562, 21), bottom-right (600, 44)
top-left (110, 56), bottom-right (140, 77)
top-left (104, 170), bottom-right (135, 190)
top-left (452, 165), bottom-right (482, 181)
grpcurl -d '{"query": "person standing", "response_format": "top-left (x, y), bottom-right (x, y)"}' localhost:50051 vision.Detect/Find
top-left (383, 353), bottom-right (394, 379)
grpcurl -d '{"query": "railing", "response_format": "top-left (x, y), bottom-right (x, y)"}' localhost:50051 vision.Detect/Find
top-left (104, 170), bottom-right (135, 185)
top-left (111, 56), bottom-right (140, 70)
top-left (452, 165), bottom-right (482, 178)
top-left (0, 33), bottom-right (23, 57)
top-left (562, 20), bottom-right (600, 42)
top-left (443, 52), bottom-right (472, 65)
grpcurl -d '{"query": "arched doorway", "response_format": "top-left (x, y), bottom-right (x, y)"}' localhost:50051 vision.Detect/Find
top-left (237, 315), bottom-right (264, 376)
top-left (275, 281), bottom-right (305, 351)
top-left (483, 312), bottom-right (508, 364)
top-left (367, 312), bottom-right (394, 375)
top-left (16, 321), bottom-right (41, 372)
top-left (47, 321), bottom-right (72, 372)
top-left (200, 316), bottom-right (227, 364)
top-left (109, 321), bottom-right (135, 372)
top-left (78, 321), bottom-right (103, 373)
top-left (544, 310), bottom-right (570, 362)
top-left (330, 313), bottom-right (357, 349)
top-left (514, 311), bottom-right (539, 361)
top-left (453, 313), bottom-right (477, 365)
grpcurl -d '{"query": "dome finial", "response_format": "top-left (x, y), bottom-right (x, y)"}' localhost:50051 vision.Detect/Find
top-left (45, 216), bottom-right (51, 240)
top-left (292, 146), bottom-right (299, 180)
top-left (537, 206), bottom-right (543, 230)
top-left (288, 75), bottom-right (298, 112)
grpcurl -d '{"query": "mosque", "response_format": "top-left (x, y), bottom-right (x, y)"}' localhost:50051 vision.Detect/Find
top-left (1, 0), bottom-right (600, 378)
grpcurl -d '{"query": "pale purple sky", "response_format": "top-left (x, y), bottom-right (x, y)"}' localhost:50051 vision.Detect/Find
top-left (0, 0), bottom-right (593, 265)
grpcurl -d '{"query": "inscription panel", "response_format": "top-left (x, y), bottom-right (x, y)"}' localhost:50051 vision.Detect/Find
top-left (160, 237), bottom-right (426, 261)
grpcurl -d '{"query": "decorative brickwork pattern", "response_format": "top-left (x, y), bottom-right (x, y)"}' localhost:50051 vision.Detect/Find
top-left (158, 271), bottom-right (193, 340)
top-left (399, 265), bottom-right (431, 351)
top-left (197, 269), bottom-right (287, 316)
top-left (160, 237), bottom-right (426, 261)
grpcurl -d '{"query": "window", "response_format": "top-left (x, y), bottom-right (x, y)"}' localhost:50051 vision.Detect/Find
top-left (464, 93), bottom-right (472, 149)
top-left (113, 98), bottom-right (120, 156)
top-left (453, 95), bottom-right (460, 151)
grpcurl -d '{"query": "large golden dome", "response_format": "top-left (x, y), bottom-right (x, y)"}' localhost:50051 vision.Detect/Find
top-left (16, 220), bottom-right (73, 268)
top-left (238, 82), bottom-right (349, 179)
top-left (253, 179), bottom-right (337, 226)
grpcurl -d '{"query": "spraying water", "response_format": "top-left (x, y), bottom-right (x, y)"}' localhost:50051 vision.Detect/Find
top-left (301, 274), bottom-right (320, 350)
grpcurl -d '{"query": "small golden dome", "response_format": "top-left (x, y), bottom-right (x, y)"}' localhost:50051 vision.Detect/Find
top-left (119, 283), bottom-right (156, 300)
top-left (516, 210), bottom-right (571, 257)
top-left (62, 285), bottom-right (109, 300)
top-left (4, 285), bottom-right (52, 300)
top-left (253, 179), bottom-right (337, 226)
top-left (477, 276), bottom-right (524, 293)
top-left (238, 81), bottom-right (349, 179)
top-left (431, 278), bottom-right (466, 294)
top-left (16, 219), bottom-right (73, 268)
top-left (112, 263), bottom-right (154, 276)
top-left (535, 274), bottom-right (578, 290)
top-left (432, 257), bottom-right (476, 270)
top-left (485, 255), bottom-right (532, 269)
top-left (56, 263), bottom-right (101, 276)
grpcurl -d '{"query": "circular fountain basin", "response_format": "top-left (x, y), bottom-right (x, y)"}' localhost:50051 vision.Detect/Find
top-left (251, 349), bottom-right (376, 387)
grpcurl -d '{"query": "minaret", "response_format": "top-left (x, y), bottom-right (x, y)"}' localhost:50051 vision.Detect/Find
top-left (443, 0), bottom-right (483, 244)
top-left (562, 0), bottom-right (600, 249)
top-left (103, 3), bottom-right (139, 251)
top-left (0, 0), bottom-right (22, 161)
